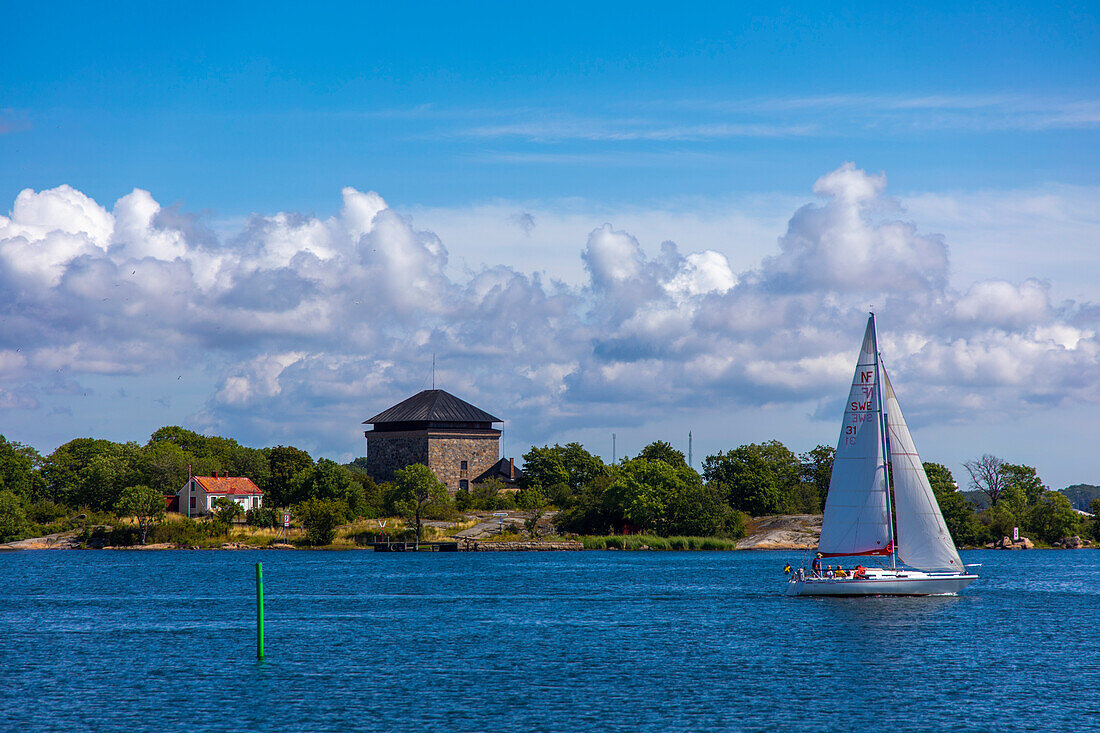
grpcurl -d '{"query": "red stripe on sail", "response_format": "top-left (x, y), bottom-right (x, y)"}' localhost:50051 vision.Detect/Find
top-left (819, 543), bottom-right (893, 558)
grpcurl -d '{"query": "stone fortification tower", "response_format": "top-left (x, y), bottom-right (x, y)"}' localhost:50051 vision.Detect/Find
top-left (362, 389), bottom-right (502, 493)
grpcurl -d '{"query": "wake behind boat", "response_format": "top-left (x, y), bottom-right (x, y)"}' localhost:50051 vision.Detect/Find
top-left (787, 314), bottom-right (978, 597)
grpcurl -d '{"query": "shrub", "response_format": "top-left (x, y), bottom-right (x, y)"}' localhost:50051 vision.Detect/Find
top-left (296, 498), bottom-right (347, 546)
top-left (212, 497), bottom-right (244, 524)
top-left (23, 500), bottom-right (68, 526)
top-left (114, 484), bottom-right (166, 544)
top-left (1026, 492), bottom-right (1081, 544)
top-left (246, 506), bottom-right (278, 528)
top-left (149, 518), bottom-right (222, 546)
top-left (0, 490), bottom-right (28, 542)
top-left (580, 534), bottom-right (739, 551)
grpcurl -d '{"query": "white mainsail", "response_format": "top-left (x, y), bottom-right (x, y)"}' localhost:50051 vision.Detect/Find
top-left (881, 367), bottom-right (965, 572)
top-left (817, 317), bottom-right (893, 558)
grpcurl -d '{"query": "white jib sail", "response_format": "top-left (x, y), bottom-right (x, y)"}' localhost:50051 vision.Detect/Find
top-left (818, 317), bottom-right (892, 557)
top-left (881, 367), bottom-right (965, 572)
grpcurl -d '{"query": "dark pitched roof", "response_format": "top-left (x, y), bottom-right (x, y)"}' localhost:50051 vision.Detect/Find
top-left (473, 457), bottom-right (524, 484)
top-left (363, 389), bottom-right (501, 425)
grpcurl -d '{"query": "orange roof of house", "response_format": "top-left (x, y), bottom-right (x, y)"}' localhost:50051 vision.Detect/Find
top-left (193, 476), bottom-right (263, 496)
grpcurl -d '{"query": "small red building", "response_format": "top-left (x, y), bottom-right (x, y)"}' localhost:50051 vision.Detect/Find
top-left (176, 472), bottom-right (264, 516)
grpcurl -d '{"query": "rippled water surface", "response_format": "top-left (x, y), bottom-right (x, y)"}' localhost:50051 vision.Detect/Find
top-left (1, 549), bottom-right (1096, 732)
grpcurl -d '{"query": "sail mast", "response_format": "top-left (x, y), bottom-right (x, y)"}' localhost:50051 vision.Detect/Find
top-left (870, 312), bottom-right (897, 571)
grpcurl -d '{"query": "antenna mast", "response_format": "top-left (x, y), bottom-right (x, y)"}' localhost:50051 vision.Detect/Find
top-left (688, 430), bottom-right (693, 468)
top-left (612, 433), bottom-right (616, 464)
top-left (432, 353), bottom-right (435, 390)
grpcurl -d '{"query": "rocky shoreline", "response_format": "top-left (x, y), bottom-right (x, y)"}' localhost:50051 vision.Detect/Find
top-left (2, 521), bottom-right (1093, 552)
top-left (736, 514), bottom-right (822, 550)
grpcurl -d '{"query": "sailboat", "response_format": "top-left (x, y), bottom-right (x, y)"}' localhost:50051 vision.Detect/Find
top-left (786, 314), bottom-right (979, 596)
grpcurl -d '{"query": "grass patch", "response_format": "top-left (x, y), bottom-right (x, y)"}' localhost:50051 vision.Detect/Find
top-left (581, 535), bottom-right (740, 551)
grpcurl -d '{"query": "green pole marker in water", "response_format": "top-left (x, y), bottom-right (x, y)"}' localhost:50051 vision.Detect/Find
top-left (256, 562), bottom-right (265, 660)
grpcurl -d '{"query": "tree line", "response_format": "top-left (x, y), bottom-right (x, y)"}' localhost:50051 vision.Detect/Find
top-left (0, 428), bottom-right (426, 545)
top-left (935, 454), bottom-right (1096, 546)
top-left (0, 428), bottom-right (1096, 548)
top-left (517, 440), bottom-right (835, 539)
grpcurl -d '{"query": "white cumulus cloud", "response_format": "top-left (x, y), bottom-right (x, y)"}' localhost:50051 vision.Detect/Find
top-left (2, 164), bottom-right (1099, 456)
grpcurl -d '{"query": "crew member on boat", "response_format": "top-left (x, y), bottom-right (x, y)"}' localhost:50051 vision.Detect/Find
top-left (812, 553), bottom-right (822, 576)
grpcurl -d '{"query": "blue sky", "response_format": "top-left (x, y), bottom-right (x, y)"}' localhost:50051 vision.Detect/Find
top-left (5, 2), bottom-right (1098, 210)
top-left (2, 2), bottom-right (1099, 488)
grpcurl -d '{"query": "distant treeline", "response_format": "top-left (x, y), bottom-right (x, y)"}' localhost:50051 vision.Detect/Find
top-left (0, 428), bottom-right (401, 545)
top-left (517, 442), bottom-right (1098, 547)
top-left (0, 429), bottom-right (1097, 547)
top-left (518, 440), bottom-right (833, 539)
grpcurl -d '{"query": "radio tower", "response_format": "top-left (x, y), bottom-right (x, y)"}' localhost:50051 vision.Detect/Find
top-left (688, 430), bottom-right (693, 468)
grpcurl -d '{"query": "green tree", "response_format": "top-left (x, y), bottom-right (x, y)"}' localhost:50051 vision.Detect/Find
top-left (0, 435), bottom-right (46, 501)
top-left (391, 464), bottom-right (450, 540)
top-left (799, 444), bottom-right (834, 512)
top-left (976, 504), bottom-right (1018, 544)
top-left (515, 487), bottom-right (545, 512)
top-left (521, 491), bottom-right (547, 537)
top-left (295, 498), bottom-right (348, 545)
top-left (998, 481), bottom-right (1029, 518)
top-left (148, 426), bottom-right (211, 456)
top-left (1026, 492), bottom-right (1080, 544)
top-left (143, 440), bottom-right (213, 495)
top-left (924, 462), bottom-right (957, 496)
top-left (246, 506), bottom-right (278, 528)
top-left (472, 478), bottom-right (505, 508)
top-left (79, 452), bottom-right (130, 512)
top-left (264, 445), bottom-right (314, 507)
top-left (43, 438), bottom-right (145, 510)
top-left (0, 490), bottom-right (27, 542)
top-left (519, 443), bottom-right (608, 508)
top-left (924, 462), bottom-right (979, 547)
top-left (347, 471), bottom-right (383, 517)
top-left (554, 474), bottom-right (617, 534)
top-left (115, 484), bottom-right (166, 545)
top-left (291, 459), bottom-right (364, 518)
top-left (703, 441), bottom-right (800, 516)
top-left (1001, 463), bottom-right (1046, 507)
top-left (603, 458), bottom-right (679, 532)
top-left (212, 496), bottom-right (244, 524)
top-left (1089, 499), bottom-right (1100, 542)
top-left (664, 481), bottom-right (744, 538)
top-left (637, 441), bottom-right (687, 468)
top-left (146, 426), bottom-right (271, 494)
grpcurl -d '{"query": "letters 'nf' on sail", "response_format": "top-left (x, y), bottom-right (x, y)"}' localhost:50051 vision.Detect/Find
top-left (817, 317), bottom-right (892, 559)
top-left (787, 314), bottom-right (977, 596)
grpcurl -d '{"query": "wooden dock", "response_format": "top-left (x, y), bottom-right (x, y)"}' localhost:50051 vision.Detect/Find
top-left (369, 540), bottom-right (460, 552)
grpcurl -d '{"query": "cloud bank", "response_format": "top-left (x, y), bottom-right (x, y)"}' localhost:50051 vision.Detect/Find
top-left (2, 164), bottom-right (1098, 457)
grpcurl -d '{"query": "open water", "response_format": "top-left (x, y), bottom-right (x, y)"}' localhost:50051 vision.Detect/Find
top-left (0, 549), bottom-right (1096, 732)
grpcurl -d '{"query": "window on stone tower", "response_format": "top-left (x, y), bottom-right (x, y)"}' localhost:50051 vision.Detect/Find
top-left (460, 480), bottom-right (469, 490)
top-left (460, 460), bottom-right (468, 470)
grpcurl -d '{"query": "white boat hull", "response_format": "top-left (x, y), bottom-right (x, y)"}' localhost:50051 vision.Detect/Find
top-left (786, 569), bottom-right (977, 597)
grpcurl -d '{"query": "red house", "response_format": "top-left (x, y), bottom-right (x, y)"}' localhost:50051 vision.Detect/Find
top-left (176, 472), bottom-right (264, 516)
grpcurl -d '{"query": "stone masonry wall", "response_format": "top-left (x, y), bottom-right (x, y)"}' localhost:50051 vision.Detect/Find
top-left (428, 433), bottom-right (499, 493)
top-left (365, 431), bottom-right (429, 484)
